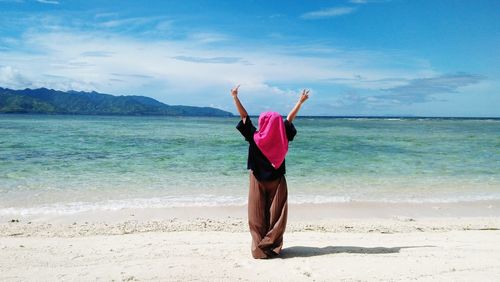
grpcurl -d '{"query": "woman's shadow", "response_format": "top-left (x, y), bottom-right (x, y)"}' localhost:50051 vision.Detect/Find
top-left (279, 245), bottom-right (435, 259)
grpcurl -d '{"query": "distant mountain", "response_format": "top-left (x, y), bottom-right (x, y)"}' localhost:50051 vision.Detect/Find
top-left (0, 87), bottom-right (233, 117)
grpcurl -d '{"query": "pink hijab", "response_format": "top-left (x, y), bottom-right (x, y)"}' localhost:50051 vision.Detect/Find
top-left (253, 111), bottom-right (289, 168)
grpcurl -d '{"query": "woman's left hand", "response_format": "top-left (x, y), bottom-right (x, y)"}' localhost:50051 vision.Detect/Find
top-left (231, 85), bottom-right (240, 97)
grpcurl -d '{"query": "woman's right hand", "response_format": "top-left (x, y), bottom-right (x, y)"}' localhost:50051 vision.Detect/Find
top-left (231, 85), bottom-right (240, 97)
top-left (299, 89), bottom-right (310, 104)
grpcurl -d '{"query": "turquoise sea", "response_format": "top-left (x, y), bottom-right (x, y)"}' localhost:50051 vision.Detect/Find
top-left (1, 114), bottom-right (499, 215)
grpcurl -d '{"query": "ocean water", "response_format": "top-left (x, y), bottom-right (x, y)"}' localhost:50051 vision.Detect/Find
top-left (1, 114), bottom-right (499, 215)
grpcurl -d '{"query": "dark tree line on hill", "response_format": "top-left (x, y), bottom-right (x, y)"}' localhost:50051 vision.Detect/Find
top-left (0, 87), bottom-right (233, 117)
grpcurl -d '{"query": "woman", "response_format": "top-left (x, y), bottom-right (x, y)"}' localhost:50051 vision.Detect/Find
top-left (232, 85), bottom-right (309, 259)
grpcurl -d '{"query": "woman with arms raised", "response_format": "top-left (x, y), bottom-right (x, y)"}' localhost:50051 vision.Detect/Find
top-left (232, 85), bottom-right (309, 259)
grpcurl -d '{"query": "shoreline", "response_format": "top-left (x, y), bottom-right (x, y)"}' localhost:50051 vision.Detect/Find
top-left (2, 199), bottom-right (499, 222)
top-left (1, 201), bottom-right (499, 237)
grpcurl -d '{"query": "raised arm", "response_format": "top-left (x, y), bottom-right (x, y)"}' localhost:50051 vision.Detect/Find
top-left (231, 85), bottom-right (249, 123)
top-left (287, 89), bottom-right (309, 123)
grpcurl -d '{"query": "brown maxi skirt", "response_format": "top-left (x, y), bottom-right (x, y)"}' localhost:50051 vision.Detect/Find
top-left (248, 170), bottom-right (288, 259)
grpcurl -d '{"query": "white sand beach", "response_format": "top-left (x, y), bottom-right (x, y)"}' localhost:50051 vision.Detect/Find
top-left (1, 202), bottom-right (500, 281)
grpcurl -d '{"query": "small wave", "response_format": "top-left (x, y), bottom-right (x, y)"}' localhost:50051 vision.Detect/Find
top-left (361, 194), bottom-right (500, 204)
top-left (1, 194), bottom-right (500, 215)
top-left (290, 195), bottom-right (352, 204)
top-left (0, 195), bottom-right (247, 216)
top-left (345, 118), bottom-right (369, 121)
top-left (0, 195), bottom-right (351, 216)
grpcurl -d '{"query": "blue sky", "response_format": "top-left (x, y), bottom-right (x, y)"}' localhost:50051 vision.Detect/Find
top-left (0, 0), bottom-right (498, 116)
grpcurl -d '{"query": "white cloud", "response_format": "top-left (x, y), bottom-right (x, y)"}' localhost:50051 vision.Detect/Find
top-left (0, 65), bottom-right (31, 88)
top-left (99, 16), bottom-right (161, 28)
top-left (36, 0), bottom-right (59, 4)
top-left (186, 32), bottom-right (229, 44)
top-left (94, 12), bottom-right (119, 19)
top-left (349, 0), bottom-right (390, 4)
top-left (301, 7), bottom-right (357, 19)
top-left (171, 56), bottom-right (247, 64)
top-left (324, 73), bottom-right (485, 111)
top-left (378, 73), bottom-right (485, 104)
top-left (0, 24), bottom-right (437, 114)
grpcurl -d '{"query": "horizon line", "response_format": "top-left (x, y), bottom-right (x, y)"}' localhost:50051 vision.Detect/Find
top-left (1, 113), bottom-right (499, 119)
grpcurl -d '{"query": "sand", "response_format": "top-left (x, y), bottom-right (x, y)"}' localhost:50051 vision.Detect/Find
top-left (1, 202), bottom-right (500, 281)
